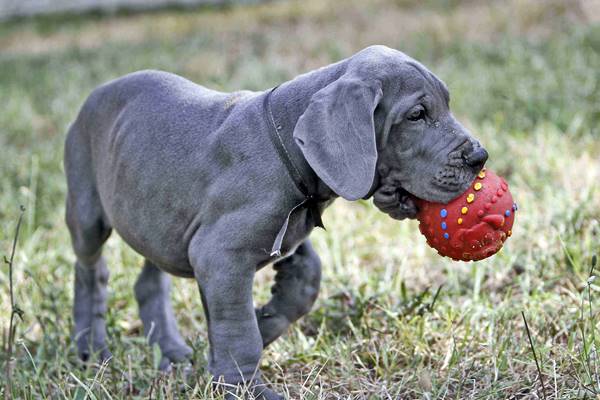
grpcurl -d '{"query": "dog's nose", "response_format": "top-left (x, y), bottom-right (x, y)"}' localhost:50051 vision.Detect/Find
top-left (464, 147), bottom-right (488, 169)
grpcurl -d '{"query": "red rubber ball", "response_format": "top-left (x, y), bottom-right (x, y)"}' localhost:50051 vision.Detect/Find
top-left (416, 169), bottom-right (516, 262)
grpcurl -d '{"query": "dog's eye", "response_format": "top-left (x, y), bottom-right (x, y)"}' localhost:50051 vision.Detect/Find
top-left (407, 106), bottom-right (426, 122)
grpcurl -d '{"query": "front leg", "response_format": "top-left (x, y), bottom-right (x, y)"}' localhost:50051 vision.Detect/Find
top-left (256, 240), bottom-right (321, 347)
top-left (188, 232), bottom-right (283, 400)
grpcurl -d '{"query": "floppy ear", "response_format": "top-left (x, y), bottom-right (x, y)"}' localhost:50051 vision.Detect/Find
top-left (293, 76), bottom-right (383, 201)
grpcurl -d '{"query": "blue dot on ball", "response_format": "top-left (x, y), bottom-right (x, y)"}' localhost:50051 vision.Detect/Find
top-left (441, 222), bottom-right (447, 230)
top-left (440, 209), bottom-right (448, 218)
top-left (443, 232), bottom-right (450, 239)
top-left (505, 210), bottom-right (511, 217)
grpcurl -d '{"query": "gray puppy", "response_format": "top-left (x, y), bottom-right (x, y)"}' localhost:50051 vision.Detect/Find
top-left (64, 45), bottom-right (487, 399)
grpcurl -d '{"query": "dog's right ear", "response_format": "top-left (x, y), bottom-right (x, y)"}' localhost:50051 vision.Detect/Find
top-left (293, 76), bottom-right (383, 201)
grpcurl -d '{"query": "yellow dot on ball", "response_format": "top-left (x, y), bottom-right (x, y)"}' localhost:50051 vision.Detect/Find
top-left (478, 170), bottom-right (486, 179)
top-left (508, 230), bottom-right (512, 237)
top-left (467, 193), bottom-right (475, 203)
top-left (474, 182), bottom-right (483, 191)
top-left (461, 206), bottom-right (468, 215)
top-left (457, 218), bottom-right (463, 225)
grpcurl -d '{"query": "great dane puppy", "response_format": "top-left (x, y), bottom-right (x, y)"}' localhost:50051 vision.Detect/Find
top-left (64, 45), bottom-right (487, 398)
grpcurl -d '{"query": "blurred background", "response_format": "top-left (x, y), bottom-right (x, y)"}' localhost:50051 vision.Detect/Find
top-left (1, 0), bottom-right (600, 398)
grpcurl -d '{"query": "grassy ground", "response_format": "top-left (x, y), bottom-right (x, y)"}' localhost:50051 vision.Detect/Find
top-left (1, 0), bottom-right (600, 398)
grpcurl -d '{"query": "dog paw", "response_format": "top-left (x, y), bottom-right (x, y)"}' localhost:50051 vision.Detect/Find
top-left (218, 378), bottom-right (284, 400)
top-left (76, 333), bottom-right (112, 364)
top-left (158, 344), bottom-right (194, 372)
top-left (256, 305), bottom-right (289, 348)
top-left (251, 385), bottom-right (285, 400)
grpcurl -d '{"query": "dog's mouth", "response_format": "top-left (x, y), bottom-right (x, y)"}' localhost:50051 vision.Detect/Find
top-left (399, 160), bottom-right (479, 204)
top-left (370, 158), bottom-right (480, 220)
top-left (372, 184), bottom-right (420, 220)
top-left (371, 171), bottom-right (475, 220)
top-left (431, 165), bottom-right (474, 192)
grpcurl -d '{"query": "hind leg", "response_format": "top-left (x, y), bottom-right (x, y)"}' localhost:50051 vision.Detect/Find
top-left (66, 195), bottom-right (112, 362)
top-left (256, 240), bottom-right (321, 347)
top-left (65, 120), bottom-right (114, 362)
top-left (134, 260), bottom-right (193, 370)
top-left (73, 256), bottom-right (111, 362)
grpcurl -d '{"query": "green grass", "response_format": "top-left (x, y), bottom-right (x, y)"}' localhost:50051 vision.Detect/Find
top-left (1, 0), bottom-right (600, 398)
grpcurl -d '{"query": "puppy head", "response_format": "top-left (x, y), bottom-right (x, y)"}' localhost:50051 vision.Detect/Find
top-left (293, 45), bottom-right (486, 219)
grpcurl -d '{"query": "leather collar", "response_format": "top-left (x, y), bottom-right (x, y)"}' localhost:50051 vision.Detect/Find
top-left (264, 87), bottom-right (326, 257)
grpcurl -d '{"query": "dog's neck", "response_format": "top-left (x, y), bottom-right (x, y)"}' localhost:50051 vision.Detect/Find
top-left (268, 60), bottom-right (350, 201)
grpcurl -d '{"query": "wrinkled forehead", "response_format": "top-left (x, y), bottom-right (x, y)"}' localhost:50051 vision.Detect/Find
top-left (396, 61), bottom-right (450, 106)
top-left (351, 47), bottom-right (451, 108)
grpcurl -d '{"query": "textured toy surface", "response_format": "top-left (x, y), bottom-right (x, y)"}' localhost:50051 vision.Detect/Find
top-left (416, 169), bottom-right (516, 262)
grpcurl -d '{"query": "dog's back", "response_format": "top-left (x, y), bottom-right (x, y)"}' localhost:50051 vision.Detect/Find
top-left (64, 70), bottom-right (261, 275)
